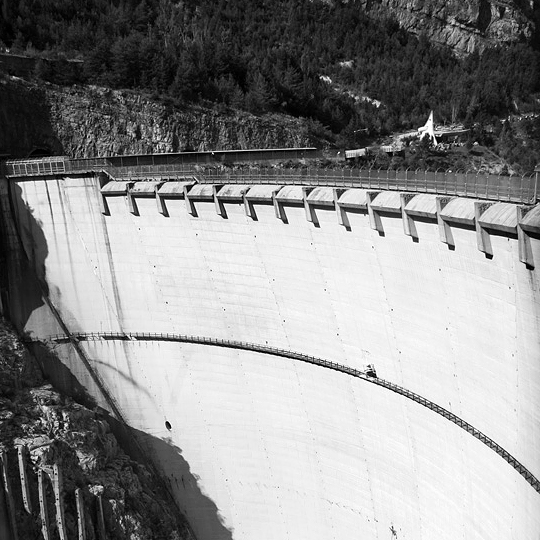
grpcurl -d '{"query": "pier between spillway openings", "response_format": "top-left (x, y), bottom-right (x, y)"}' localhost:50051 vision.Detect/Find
top-left (0, 445), bottom-right (108, 540)
top-left (24, 331), bottom-right (540, 495)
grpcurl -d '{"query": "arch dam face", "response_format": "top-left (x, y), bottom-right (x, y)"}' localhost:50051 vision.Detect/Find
top-left (1, 165), bottom-right (540, 540)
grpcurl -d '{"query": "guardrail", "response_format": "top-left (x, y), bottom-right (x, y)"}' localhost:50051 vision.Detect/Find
top-left (4, 156), bottom-right (68, 177)
top-left (31, 330), bottom-right (540, 493)
top-left (1, 148), bottom-right (319, 175)
top-left (199, 168), bottom-right (538, 204)
top-left (3, 157), bottom-right (538, 203)
top-left (100, 164), bottom-right (198, 178)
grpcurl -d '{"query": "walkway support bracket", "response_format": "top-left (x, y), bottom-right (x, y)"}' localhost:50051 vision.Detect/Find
top-left (367, 191), bottom-right (383, 233)
top-left (333, 188), bottom-right (349, 228)
top-left (213, 185), bottom-right (225, 217)
top-left (518, 206), bottom-right (534, 268)
top-left (302, 187), bottom-right (316, 223)
top-left (183, 185), bottom-right (196, 216)
top-left (475, 202), bottom-right (493, 256)
top-left (436, 196), bottom-right (454, 247)
top-left (156, 186), bottom-right (167, 216)
top-left (273, 192), bottom-right (286, 221)
top-left (400, 193), bottom-right (418, 239)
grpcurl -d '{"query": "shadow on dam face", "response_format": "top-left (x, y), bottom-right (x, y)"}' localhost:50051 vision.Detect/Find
top-left (3, 182), bottom-right (49, 329)
top-left (3, 182), bottom-right (90, 405)
top-left (130, 425), bottom-right (235, 540)
top-left (3, 180), bottom-right (234, 539)
top-left (25, 340), bottom-right (235, 540)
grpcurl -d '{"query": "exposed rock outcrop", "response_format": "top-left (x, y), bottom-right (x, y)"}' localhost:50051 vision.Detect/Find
top-left (0, 319), bottom-right (192, 540)
top-left (0, 76), bottom-right (324, 159)
top-left (362, 0), bottom-right (535, 55)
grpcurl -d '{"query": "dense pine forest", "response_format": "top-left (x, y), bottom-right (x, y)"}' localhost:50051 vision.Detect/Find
top-left (1, 0), bottom-right (540, 170)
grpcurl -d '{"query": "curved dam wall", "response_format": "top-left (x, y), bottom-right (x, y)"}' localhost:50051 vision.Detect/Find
top-left (2, 174), bottom-right (540, 540)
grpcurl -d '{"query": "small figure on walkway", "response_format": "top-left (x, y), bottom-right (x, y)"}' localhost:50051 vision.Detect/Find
top-left (366, 364), bottom-right (377, 378)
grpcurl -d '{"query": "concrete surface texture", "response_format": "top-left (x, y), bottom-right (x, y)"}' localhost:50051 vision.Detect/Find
top-left (5, 175), bottom-right (540, 540)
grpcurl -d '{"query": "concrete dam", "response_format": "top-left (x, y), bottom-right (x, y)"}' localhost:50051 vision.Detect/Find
top-left (1, 156), bottom-right (540, 540)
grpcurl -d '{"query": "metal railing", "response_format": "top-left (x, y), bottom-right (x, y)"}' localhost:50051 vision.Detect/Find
top-left (199, 168), bottom-right (538, 204)
top-left (2, 148), bottom-right (319, 175)
top-left (4, 157), bottom-right (68, 177)
top-left (100, 164), bottom-right (199, 178)
top-left (31, 330), bottom-right (540, 493)
top-left (3, 157), bottom-right (538, 203)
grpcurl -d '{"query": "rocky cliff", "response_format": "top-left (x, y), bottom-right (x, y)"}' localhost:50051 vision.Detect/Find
top-left (362, 0), bottom-right (535, 55)
top-left (0, 76), bottom-right (322, 159)
top-left (0, 319), bottom-right (192, 540)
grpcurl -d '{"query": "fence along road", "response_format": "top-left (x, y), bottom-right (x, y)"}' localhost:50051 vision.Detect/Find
top-left (2, 155), bottom-right (538, 204)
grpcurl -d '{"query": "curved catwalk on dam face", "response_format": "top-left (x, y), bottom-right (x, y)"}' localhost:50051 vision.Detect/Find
top-left (2, 173), bottom-right (540, 540)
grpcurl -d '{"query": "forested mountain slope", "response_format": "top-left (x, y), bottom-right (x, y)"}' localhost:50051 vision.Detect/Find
top-left (1, 0), bottom-right (540, 170)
